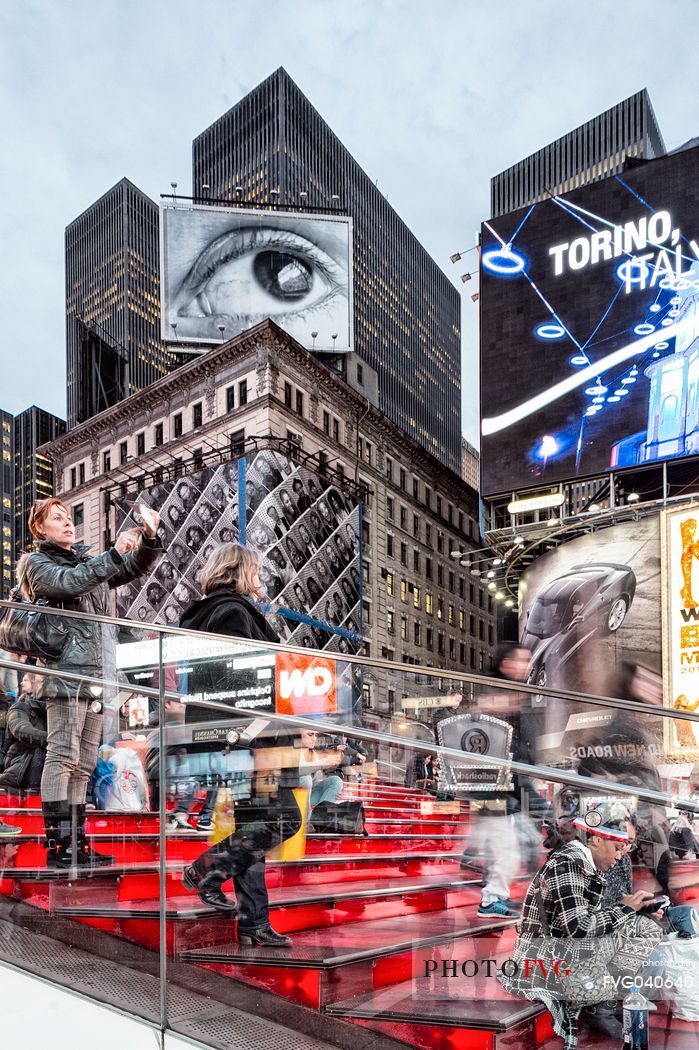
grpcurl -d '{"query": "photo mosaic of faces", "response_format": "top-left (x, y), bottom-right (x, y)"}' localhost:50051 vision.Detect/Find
top-left (113, 450), bottom-right (362, 652)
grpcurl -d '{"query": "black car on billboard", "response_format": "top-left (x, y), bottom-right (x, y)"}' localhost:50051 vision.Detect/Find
top-left (522, 563), bottom-right (636, 690)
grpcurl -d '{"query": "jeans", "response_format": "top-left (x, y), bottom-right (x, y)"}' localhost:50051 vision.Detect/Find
top-left (298, 774), bottom-right (342, 820)
top-left (190, 787), bottom-right (302, 931)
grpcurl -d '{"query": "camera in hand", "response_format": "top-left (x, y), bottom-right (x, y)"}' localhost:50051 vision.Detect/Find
top-left (638, 894), bottom-right (670, 915)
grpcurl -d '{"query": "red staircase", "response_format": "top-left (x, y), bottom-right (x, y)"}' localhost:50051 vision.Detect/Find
top-left (1, 779), bottom-right (698, 1049)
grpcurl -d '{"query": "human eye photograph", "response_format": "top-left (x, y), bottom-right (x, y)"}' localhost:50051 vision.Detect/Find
top-left (163, 206), bottom-right (352, 350)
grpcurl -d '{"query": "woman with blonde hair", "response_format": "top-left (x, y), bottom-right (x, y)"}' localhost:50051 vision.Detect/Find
top-left (179, 542), bottom-right (301, 947)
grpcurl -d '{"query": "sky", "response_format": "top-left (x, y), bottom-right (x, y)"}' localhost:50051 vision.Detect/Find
top-left (2, 0), bottom-right (699, 445)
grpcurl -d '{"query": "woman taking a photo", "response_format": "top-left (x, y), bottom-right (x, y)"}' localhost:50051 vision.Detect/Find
top-left (20, 497), bottom-right (162, 867)
top-left (180, 542), bottom-right (301, 948)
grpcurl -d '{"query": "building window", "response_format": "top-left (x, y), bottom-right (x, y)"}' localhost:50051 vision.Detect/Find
top-left (400, 505), bottom-right (407, 528)
top-left (449, 571), bottom-right (455, 592)
top-left (386, 571), bottom-right (394, 595)
top-left (295, 390), bottom-right (304, 416)
top-left (400, 542), bottom-right (407, 566)
top-left (230, 429), bottom-right (245, 457)
top-left (323, 410), bottom-right (330, 435)
top-left (400, 615), bottom-right (408, 641)
top-left (425, 557), bottom-right (432, 580)
top-left (437, 495), bottom-right (442, 518)
top-left (426, 592), bottom-right (433, 614)
top-left (425, 523), bottom-right (432, 546)
top-left (470, 613), bottom-right (475, 635)
top-left (119, 441), bottom-right (128, 465)
top-left (70, 466), bottom-right (76, 488)
top-left (438, 632), bottom-right (445, 656)
top-left (426, 626), bottom-right (433, 650)
top-left (470, 647), bottom-right (476, 669)
top-left (226, 386), bottom-right (235, 412)
top-left (387, 496), bottom-right (394, 520)
top-left (318, 451), bottom-right (328, 476)
top-left (386, 457), bottom-right (393, 481)
top-left (284, 382), bottom-right (292, 408)
top-left (73, 503), bottom-right (84, 527)
top-left (413, 478), bottom-right (419, 501)
top-left (362, 601), bottom-right (371, 625)
top-left (437, 531), bottom-right (444, 553)
top-left (363, 440), bottom-right (372, 465)
top-left (400, 579), bottom-right (407, 602)
top-left (386, 534), bottom-right (393, 557)
top-left (479, 589), bottom-right (484, 609)
top-left (413, 514), bottom-right (420, 538)
top-left (459, 577), bottom-right (465, 599)
top-left (362, 520), bottom-right (370, 548)
top-left (459, 609), bottom-right (465, 630)
top-left (173, 413), bottom-right (182, 438)
top-left (413, 549), bottom-right (420, 573)
top-left (333, 418), bottom-right (340, 442)
top-left (469, 583), bottom-right (475, 603)
top-left (488, 595), bottom-right (493, 615)
top-left (239, 379), bottom-right (248, 405)
top-left (425, 486), bottom-right (431, 509)
top-left (154, 423), bottom-right (164, 446)
top-left (173, 458), bottom-right (183, 478)
top-left (193, 447), bottom-right (203, 470)
top-left (136, 433), bottom-right (145, 457)
top-left (399, 468), bottom-right (406, 490)
top-left (102, 451), bottom-right (111, 473)
top-left (414, 621), bottom-right (422, 645)
top-left (193, 402), bottom-right (203, 429)
top-left (79, 462), bottom-right (85, 484)
top-left (437, 597), bottom-right (444, 621)
top-left (356, 363), bottom-right (364, 385)
top-left (449, 637), bottom-right (455, 660)
top-left (479, 619), bottom-right (485, 641)
top-left (448, 603), bottom-right (454, 625)
top-left (460, 641), bottom-right (465, 663)
top-left (413, 586), bottom-right (421, 609)
top-left (387, 609), bottom-right (395, 634)
top-left (488, 624), bottom-right (494, 646)
top-left (437, 564), bottom-right (444, 586)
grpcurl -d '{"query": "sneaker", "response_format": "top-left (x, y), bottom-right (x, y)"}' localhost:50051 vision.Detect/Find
top-left (0, 820), bottom-right (20, 838)
top-left (477, 899), bottom-right (518, 918)
top-left (166, 812), bottom-right (192, 832)
top-left (195, 817), bottom-right (213, 833)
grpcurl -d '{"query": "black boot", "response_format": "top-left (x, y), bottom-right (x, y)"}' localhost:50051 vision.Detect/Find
top-left (75, 804), bottom-right (114, 867)
top-left (237, 925), bottom-right (292, 948)
top-left (182, 864), bottom-right (238, 912)
top-left (580, 1001), bottom-right (622, 1039)
top-left (43, 800), bottom-right (77, 869)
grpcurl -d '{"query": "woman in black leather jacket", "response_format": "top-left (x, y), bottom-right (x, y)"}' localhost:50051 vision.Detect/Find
top-left (21, 497), bottom-right (162, 867)
top-left (0, 673), bottom-right (46, 792)
top-left (180, 542), bottom-right (301, 948)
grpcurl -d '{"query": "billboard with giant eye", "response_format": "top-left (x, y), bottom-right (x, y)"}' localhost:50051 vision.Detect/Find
top-left (160, 204), bottom-right (353, 352)
top-left (480, 145), bottom-right (699, 497)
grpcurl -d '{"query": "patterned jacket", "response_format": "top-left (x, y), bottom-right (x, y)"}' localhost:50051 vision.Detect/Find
top-left (499, 840), bottom-right (661, 1045)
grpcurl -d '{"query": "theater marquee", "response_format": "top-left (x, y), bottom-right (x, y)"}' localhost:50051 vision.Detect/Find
top-left (662, 505), bottom-right (699, 758)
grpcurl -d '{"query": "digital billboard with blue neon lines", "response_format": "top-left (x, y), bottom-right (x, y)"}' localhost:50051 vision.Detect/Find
top-left (480, 145), bottom-right (699, 496)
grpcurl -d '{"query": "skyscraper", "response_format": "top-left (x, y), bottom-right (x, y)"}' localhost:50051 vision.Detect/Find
top-left (490, 89), bottom-right (665, 218)
top-left (192, 68), bottom-right (462, 472)
top-left (14, 406), bottom-right (66, 560)
top-left (65, 178), bottom-right (171, 428)
top-left (0, 410), bottom-right (13, 599)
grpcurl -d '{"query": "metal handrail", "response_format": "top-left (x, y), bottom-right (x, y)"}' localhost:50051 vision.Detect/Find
top-left (1, 652), bottom-right (697, 815)
top-left (1, 597), bottom-right (693, 724)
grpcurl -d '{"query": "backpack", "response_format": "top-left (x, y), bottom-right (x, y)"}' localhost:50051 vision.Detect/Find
top-left (311, 800), bottom-right (366, 836)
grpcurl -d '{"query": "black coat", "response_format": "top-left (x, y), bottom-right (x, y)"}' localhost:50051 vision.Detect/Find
top-left (0, 696), bottom-right (47, 790)
top-left (178, 588), bottom-right (298, 789)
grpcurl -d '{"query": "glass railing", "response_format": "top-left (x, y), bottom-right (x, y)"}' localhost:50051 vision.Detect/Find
top-left (1, 601), bottom-right (699, 1047)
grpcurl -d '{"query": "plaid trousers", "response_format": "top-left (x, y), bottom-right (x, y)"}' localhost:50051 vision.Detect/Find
top-left (41, 690), bottom-right (103, 804)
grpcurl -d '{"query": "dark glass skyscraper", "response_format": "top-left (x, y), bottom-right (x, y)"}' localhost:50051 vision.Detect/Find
top-left (490, 89), bottom-right (665, 218)
top-left (65, 178), bottom-right (171, 428)
top-left (14, 406), bottom-right (66, 560)
top-left (0, 410), bottom-right (13, 599)
top-left (192, 68), bottom-right (461, 472)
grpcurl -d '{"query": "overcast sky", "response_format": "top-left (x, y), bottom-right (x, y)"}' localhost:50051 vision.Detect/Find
top-left (2, 0), bottom-right (698, 444)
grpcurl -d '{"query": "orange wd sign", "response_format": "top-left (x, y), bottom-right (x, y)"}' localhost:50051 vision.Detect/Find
top-left (275, 652), bottom-right (337, 715)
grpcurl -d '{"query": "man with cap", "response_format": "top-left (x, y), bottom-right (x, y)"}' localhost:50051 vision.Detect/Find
top-left (500, 800), bottom-right (663, 1047)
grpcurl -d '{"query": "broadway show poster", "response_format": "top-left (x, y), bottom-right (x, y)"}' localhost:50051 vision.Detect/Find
top-left (113, 449), bottom-right (362, 657)
top-left (662, 505), bottom-right (699, 759)
top-left (518, 516), bottom-right (662, 765)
